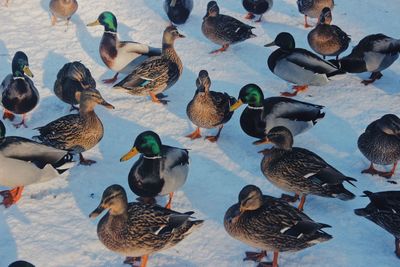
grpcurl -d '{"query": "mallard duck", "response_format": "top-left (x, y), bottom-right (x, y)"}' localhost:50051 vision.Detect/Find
top-left (33, 89), bottom-right (114, 165)
top-left (8, 261), bottom-right (35, 267)
top-left (202, 1), bottom-right (256, 54)
top-left (0, 120), bottom-right (74, 208)
top-left (54, 61), bottom-right (96, 111)
top-left (297, 0), bottom-right (334, 28)
top-left (0, 51), bottom-right (38, 128)
top-left (265, 32), bottom-right (343, 97)
top-left (120, 131), bottom-right (189, 209)
top-left (90, 184), bottom-right (203, 267)
top-left (163, 0), bottom-right (193, 25)
top-left (186, 70), bottom-right (236, 142)
top-left (224, 185), bottom-right (332, 267)
top-left (242, 0), bottom-right (273, 22)
top-left (229, 84), bottom-right (325, 144)
top-left (330, 34), bottom-right (400, 85)
top-left (355, 190), bottom-right (400, 258)
top-left (113, 25), bottom-right (184, 104)
top-left (358, 114), bottom-right (400, 179)
top-left (49, 0), bottom-right (78, 26)
top-left (87, 11), bottom-right (161, 84)
top-left (307, 7), bottom-right (350, 59)
top-left (260, 126), bottom-right (356, 211)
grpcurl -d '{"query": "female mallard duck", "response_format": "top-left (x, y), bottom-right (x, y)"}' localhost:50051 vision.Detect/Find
top-left (33, 89), bottom-right (114, 165)
top-left (87, 11), bottom-right (161, 84)
top-left (90, 184), bottom-right (203, 267)
top-left (0, 120), bottom-right (74, 208)
top-left (120, 131), bottom-right (189, 209)
top-left (297, 0), bottom-right (334, 28)
top-left (330, 34), bottom-right (400, 85)
top-left (202, 1), bottom-right (256, 54)
top-left (186, 70), bottom-right (236, 142)
top-left (355, 190), bottom-right (400, 258)
top-left (54, 61), bottom-right (96, 111)
top-left (49, 0), bottom-right (78, 26)
top-left (260, 126), bottom-right (356, 211)
top-left (307, 7), bottom-right (350, 59)
top-left (265, 32), bottom-right (343, 97)
top-left (163, 0), bottom-right (193, 25)
top-left (229, 84), bottom-right (325, 144)
top-left (242, 0), bottom-right (273, 22)
top-left (358, 114), bottom-right (400, 179)
top-left (224, 185), bottom-right (332, 267)
top-left (0, 51), bottom-right (38, 128)
top-left (113, 25), bottom-right (184, 104)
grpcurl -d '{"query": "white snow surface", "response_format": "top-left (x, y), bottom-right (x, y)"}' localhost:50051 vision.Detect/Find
top-left (1, 0), bottom-right (400, 266)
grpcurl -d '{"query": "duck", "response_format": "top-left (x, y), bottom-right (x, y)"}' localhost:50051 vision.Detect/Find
top-left (8, 261), bottom-right (35, 267)
top-left (120, 131), bottom-right (189, 209)
top-left (242, 0), bottom-right (273, 22)
top-left (355, 190), bottom-right (400, 259)
top-left (33, 89), bottom-right (114, 165)
top-left (87, 11), bottom-right (161, 84)
top-left (224, 185), bottom-right (332, 267)
top-left (163, 0), bottom-right (193, 25)
top-left (358, 114), bottom-right (400, 179)
top-left (49, 0), bottom-right (78, 26)
top-left (0, 120), bottom-right (74, 208)
top-left (229, 84), bottom-right (325, 144)
top-left (186, 70), bottom-right (236, 142)
top-left (54, 61), bottom-right (96, 111)
top-left (297, 0), bottom-right (334, 28)
top-left (89, 184), bottom-right (203, 267)
top-left (260, 126), bottom-right (356, 211)
top-left (329, 34), bottom-right (400, 85)
top-left (202, 1), bottom-right (256, 54)
top-left (0, 51), bottom-right (39, 128)
top-left (307, 7), bottom-right (350, 59)
top-left (113, 25), bottom-right (184, 104)
top-left (265, 32), bottom-right (344, 97)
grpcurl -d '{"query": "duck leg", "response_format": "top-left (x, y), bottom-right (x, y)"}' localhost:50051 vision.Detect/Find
top-left (361, 72), bottom-right (383, 85)
top-left (361, 162), bottom-right (397, 179)
top-left (304, 15), bottom-right (312, 28)
top-left (186, 127), bottom-right (202, 139)
top-left (79, 153), bottom-right (96, 166)
top-left (140, 255), bottom-right (148, 267)
top-left (3, 109), bottom-right (15, 121)
top-left (280, 193), bottom-right (299, 203)
top-left (13, 114), bottom-right (28, 128)
top-left (395, 238), bottom-right (400, 259)
top-left (149, 92), bottom-right (169, 105)
top-left (210, 44), bottom-right (229, 54)
top-left (245, 12), bottom-right (255, 20)
top-left (123, 256), bottom-right (141, 267)
top-left (205, 125), bottom-right (223, 142)
top-left (0, 186), bottom-right (24, 208)
top-left (280, 85), bottom-right (308, 97)
top-left (102, 73), bottom-right (119, 84)
top-left (51, 14), bottom-right (57, 26)
top-left (297, 195), bottom-right (307, 211)
top-left (258, 251), bottom-right (279, 267)
top-left (243, 250), bottom-right (267, 262)
top-left (165, 192), bottom-right (174, 209)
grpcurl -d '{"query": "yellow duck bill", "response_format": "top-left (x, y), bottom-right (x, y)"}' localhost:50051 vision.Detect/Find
top-left (23, 66), bottom-right (34, 77)
top-left (229, 99), bottom-right (243, 112)
top-left (120, 147), bottom-right (139, 162)
top-left (87, 20), bottom-right (100, 27)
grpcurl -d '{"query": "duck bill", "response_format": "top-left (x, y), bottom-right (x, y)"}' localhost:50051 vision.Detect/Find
top-left (101, 100), bottom-right (115, 109)
top-left (229, 99), bottom-right (243, 112)
top-left (264, 41), bottom-right (276, 47)
top-left (178, 33), bottom-right (186, 38)
top-left (89, 205), bottom-right (105, 219)
top-left (87, 19), bottom-right (100, 27)
top-left (120, 147), bottom-right (139, 162)
top-left (23, 66), bottom-right (34, 77)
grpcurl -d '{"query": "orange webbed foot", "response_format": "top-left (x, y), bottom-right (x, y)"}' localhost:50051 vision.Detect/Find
top-left (0, 187), bottom-right (24, 208)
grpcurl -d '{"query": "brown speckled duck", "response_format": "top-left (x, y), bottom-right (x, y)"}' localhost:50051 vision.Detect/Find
top-left (49, 0), bottom-right (78, 26)
top-left (297, 0), bottom-right (334, 28)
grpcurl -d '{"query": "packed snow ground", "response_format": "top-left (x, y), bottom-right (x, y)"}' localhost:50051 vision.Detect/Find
top-left (1, 0), bottom-right (400, 266)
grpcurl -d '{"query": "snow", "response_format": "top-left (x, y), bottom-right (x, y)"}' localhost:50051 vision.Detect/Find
top-left (1, 0), bottom-right (400, 266)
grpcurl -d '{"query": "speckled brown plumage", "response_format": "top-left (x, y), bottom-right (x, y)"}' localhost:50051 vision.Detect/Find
top-left (49, 0), bottom-right (78, 21)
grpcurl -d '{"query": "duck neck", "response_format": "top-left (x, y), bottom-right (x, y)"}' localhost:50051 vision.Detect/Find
top-left (162, 41), bottom-right (182, 73)
top-left (79, 100), bottom-right (98, 119)
top-left (109, 201), bottom-right (128, 218)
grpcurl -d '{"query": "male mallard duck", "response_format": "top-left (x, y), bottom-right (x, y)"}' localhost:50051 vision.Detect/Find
top-left (90, 184), bottom-right (203, 267)
top-left (355, 190), bottom-right (400, 258)
top-left (242, 0), bottom-right (273, 22)
top-left (307, 7), bottom-right (350, 59)
top-left (229, 84), bottom-right (325, 144)
top-left (163, 0), bottom-right (193, 25)
top-left (202, 1), bottom-right (256, 54)
top-left (224, 185), bottom-right (332, 267)
top-left (186, 70), bottom-right (236, 142)
top-left (113, 25), bottom-right (185, 104)
top-left (49, 0), bottom-right (78, 26)
top-left (54, 61), bottom-right (96, 111)
top-left (120, 131), bottom-right (189, 209)
top-left (265, 32), bottom-right (343, 97)
top-left (33, 89), bottom-right (114, 165)
top-left (0, 120), bottom-right (74, 208)
top-left (358, 114), bottom-right (400, 179)
top-left (0, 51), bottom-right (38, 128)
top-left (260, 126), bottom-right (356, 211)
top-left (297, 0), bottom-right (334, 28)
top-left (8, 261), bottom-right (35, 267)
top-left (87, 11), bottom-right (161, 84)
top-left (330, 34), bottom-right (400, 85)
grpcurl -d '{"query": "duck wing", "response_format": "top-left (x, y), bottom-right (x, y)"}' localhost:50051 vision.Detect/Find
top-left (215, 14), bottom-right (256, 43)
top-left (286, 49), bottom-right (339, 74)
top-left (209, 91), bottom-right (236, 125)
top-left (162, 145), bottom-right (189, 169)
top-left (118, 41), bottom-right (162, 57)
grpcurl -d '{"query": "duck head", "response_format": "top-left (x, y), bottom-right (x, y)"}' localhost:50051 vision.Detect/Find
top-left (205, 1), bottom-right (219, 18)
top-left (377, 114), bottom-right (400, 136)
top-left (195, 70), bottom-right (211, 93)
top-left (12, 51), bottom-right (33, 78)
top-left (163, 25), bottom-right (185, 47)
top-left (8, 260), bottom-right (35, 267)
top-left (265, 126), bottom-right (294, 150)
top-left (89, 184), bottom-right (128, 218)
top-left (87, 11), bottom-right (118, 33)
top-left (264, 32), bottom-right (296, 50)
top-left (120, 131), bottom-right (163, 161)
top-left (230, 84), bottom-right (264, 111)
top-left (319, 7), bottom-right (332, 25)
top-left (78, 89), bottom-right (115, 112)
top-left (238, 185), bottom-right (263, 213)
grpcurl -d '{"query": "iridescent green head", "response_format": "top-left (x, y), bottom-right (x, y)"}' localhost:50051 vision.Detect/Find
top-left (264, 32), bottom-right (296, 50)
top-left (230, 84), bottom-right (264, 111)
top-left (0, 120), bottom-right (5, 139)
top-left (120, 131), bottom-right (162, 161)
top-left (87, 11), bottom-right (118, 32)
top-left (12, 51), bottom-right (33, 78)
